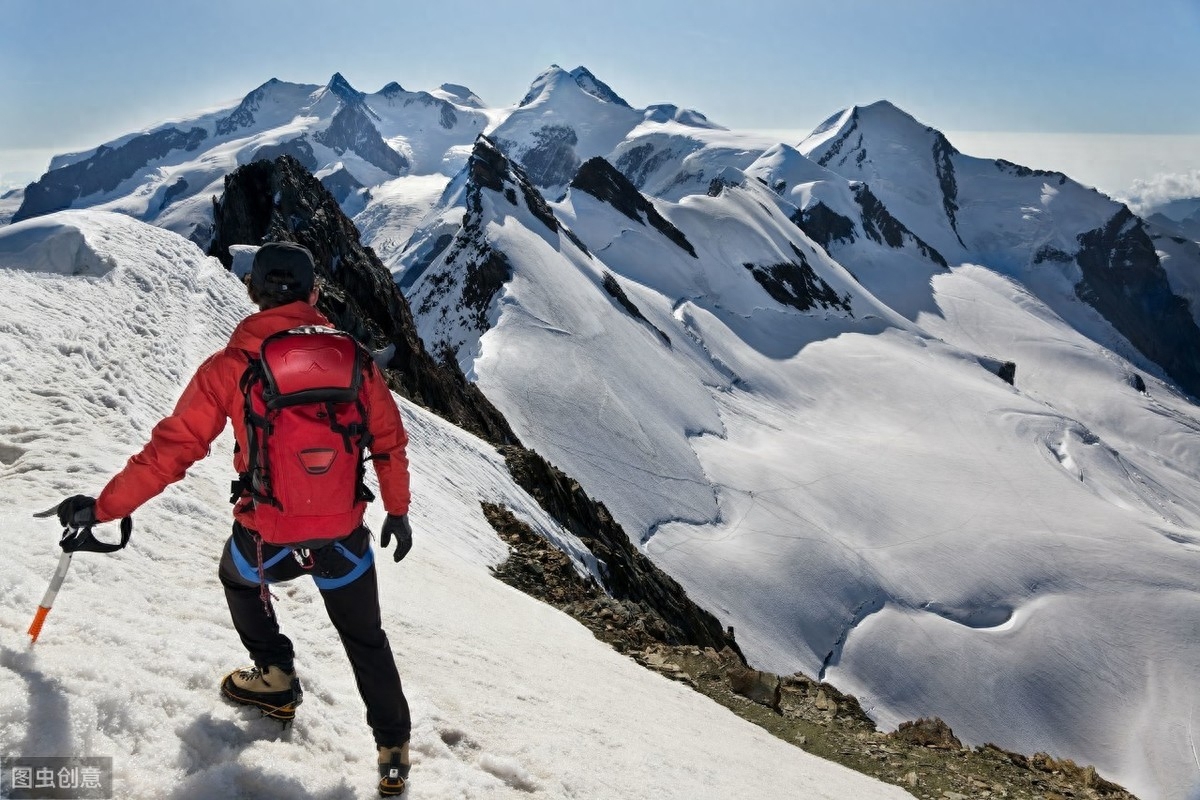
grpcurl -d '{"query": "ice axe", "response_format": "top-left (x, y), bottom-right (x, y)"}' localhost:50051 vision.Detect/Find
top-left (28, 504), bottom-right (133, 644)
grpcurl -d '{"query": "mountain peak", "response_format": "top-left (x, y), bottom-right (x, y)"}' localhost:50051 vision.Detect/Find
top-left (378, 81), bottom-right (406, 97)
top-left (517, 65), bottom-right (572, 107)
top-left (326, 72), bottom-right (364, 105)
top-left (517, 65), bottom-right (631, 110)
top-left (568, 66), bottom-right (631, 108)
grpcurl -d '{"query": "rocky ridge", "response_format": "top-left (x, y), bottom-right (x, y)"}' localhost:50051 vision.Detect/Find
top-left (484, 499), bottom-right (1139, 800)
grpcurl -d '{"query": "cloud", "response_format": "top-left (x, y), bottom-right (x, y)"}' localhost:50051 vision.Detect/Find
top-left (1123, 170), bottom-right (1200, 216)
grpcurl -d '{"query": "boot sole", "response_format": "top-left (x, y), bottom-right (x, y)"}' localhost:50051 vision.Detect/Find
top-left (220, 675), bottom-right (302, 721)
top-left (378, 776), bottom-right (406, 797)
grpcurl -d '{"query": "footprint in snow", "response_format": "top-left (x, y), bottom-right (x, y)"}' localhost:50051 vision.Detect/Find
top-left (433, 728), bottom-right (541, 793)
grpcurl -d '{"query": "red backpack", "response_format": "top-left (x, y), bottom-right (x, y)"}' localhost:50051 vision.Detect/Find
top-left (234, 326), bottom-right (375, 545)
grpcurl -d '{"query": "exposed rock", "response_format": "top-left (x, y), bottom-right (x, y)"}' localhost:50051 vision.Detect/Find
top-left (728, 666), bottom-right (782, 711)
top-left (615, 142), bottom-right (677, 190)
top-left (496, 124), bottom-right (580, 190)
top-left (997, 361), bottom-right (1017, 386)
top-left (932, 131), bottom-right (968, 248)
top-left (320, 166), bottom-right (366, 206)
top-left (15, 127), bottom-right (208, 221)
top-left (325, 72), bottom-right (364, 106)
top-left (410, 137), bottom-right (591, 356)
top-left (995, 158), bottom-right (1068, 184)
top-left (814, 110), bottom-right (862, 170)
top-left (891, 717), bottom-right (963, 750)
top-left (568, 66), bottom-right (631, 108)
top-left (570, 156), bottom-right (697, 257)
top-left (1034, 243), bottom-right (1075, 264)
top-left (501, 445), bottom-right (739, 654)
top-left (1129, 373), bottom-right (1147, 393)
top-left (159, 178), bottom-right (190, 212)
top-left (793, 201), bottom-right (857, 250)
top-left (216, 78), bottom-right (285, 136)
top-left (207, 154), bottom-right (515, 445)
top-left (744, 243), bottom-right (853, 314)
top-left (601, 272), bottom-right (671, 346)
top-left (852, 183), bottom-right (948, 267)
top-left (1075, 207), bottom-right (1200, 399)
top-left (315, 103), bottom-right (409, 176)
top-left (251, 137), bottom-right (317, 172)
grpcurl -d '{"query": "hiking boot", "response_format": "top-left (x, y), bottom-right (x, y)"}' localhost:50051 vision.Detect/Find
top-left (377, 742), bottom-right (410, 797)
top-left (220, 664), bottom-right (303, 721)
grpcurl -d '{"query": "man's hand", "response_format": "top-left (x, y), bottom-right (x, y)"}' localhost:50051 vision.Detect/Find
top-left (380, 514), bottom-right (413, 562)
top-left (56, 495), bottom-right (97, 530)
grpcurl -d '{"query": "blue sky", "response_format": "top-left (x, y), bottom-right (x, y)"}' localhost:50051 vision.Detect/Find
top-left (2, 0), bottom-right (1199, 197)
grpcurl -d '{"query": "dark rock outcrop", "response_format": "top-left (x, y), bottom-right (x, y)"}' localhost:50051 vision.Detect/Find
top-left (315, 103), bottom-right (409, 176)
top-left (251, 137), bottom-right (318, 171)
top-left (409, 137), bottom-right (591, 357)
top-left (320, 166), bottom-right (366, 206)
top-left (208, 154), bottom-right (515, 444)
top-left (15, 127), bottom-right (208, 221)
top-left (994, 158), bottom-right (1067, 184)
top-left (852, 184), bottom-right (948, 267)
top-left (568, 66), bottom-right (632, 108)
top-left (744, 244), bottom-right (852, 314)
top-left (496, 125), bottom-right (580, 189)
top-left (501, 446), bottom-right (740, 654)
top-left (615, 142), bottom-right (677, 190)
top-left (1034, 244), bottom-right (1074, 264)
top-left (326, 72), bottom-right (364, 106)
top-left (792, 201), bottom-right (857, 250)
top-left (1075, 207), bottom-right (1200, 399)
top-left (159, 178), bottom-right (190, 211)
top-left (570, 156), bottom-right (697, 257)
top-left (601, 272), bottom-right (671, 346)
top-left (892, 717), bottom-right (963, 750)
top-left (813, 110), bottom-right (862, 171)
top-left (216, 78), bottom-right (286, 136)
top-left (931, 132), bottom-right (967, 248)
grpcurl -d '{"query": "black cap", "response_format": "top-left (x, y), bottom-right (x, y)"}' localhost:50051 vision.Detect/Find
top-left (250, 242), bottom-right (315, 296)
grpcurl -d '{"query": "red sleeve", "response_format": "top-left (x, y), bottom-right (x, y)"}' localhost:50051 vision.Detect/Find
top-left (94, 354), bottom-right (230, 522)
top-left (364, 364), bottom-right (411, 516)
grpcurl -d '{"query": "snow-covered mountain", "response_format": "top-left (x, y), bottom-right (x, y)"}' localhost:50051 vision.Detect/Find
top-left (396, 86), bottom-right (1200, 800)
top-left (0, 210), bottom-right (914, 800)
top-left (11, 73), bottom-right (490, 245)
top-left (8, 64), bottom-right (1200, 800)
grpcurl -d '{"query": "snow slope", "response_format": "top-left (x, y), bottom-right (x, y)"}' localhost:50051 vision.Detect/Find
top-left (0, 210), bottom-right (912, 799)
top-left (403, 139), bottom-right (1200, 799)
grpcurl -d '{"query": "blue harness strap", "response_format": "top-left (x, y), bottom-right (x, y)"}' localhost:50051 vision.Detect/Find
top-left (231, 537), bottom-right (374, 590)
top-left (230, 539), bottom-right (292, 585)
top-left (313, 542), bottom-right (375, 591)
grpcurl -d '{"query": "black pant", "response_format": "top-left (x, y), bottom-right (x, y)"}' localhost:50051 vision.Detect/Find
top-left (218, 523), bottom-right (411, 747)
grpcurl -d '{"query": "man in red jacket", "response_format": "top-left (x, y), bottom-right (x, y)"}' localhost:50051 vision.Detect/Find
top-left (54, 242), bottom-right (414, 797)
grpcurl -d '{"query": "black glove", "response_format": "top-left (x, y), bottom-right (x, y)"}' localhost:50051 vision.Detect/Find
top-left (56, 495), bottom-right (97, 530)
top-left (380, 514), bottom-right (412, 562)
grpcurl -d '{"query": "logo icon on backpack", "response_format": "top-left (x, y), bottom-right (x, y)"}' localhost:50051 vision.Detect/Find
top-left (299, 448), bottom-right (337, 475)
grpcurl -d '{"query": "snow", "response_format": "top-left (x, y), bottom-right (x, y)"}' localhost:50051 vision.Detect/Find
top-left (405, 120), bottom-right (1200, 799)
top-left (0, 210), bottom-right (912, 799)
top-left (13, 65), bottom-right (1200, 800)
top-left (354, 175), bottom-right (453, 276)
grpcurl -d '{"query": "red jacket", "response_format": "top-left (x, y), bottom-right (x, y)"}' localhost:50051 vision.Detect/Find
top-left (95, 302), bottom-right (411, 526)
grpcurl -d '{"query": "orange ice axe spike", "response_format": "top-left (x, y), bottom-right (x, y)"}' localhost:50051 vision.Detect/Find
top-left (30, 504), bottom-right (73, 645)
top-left (29, 550), bottom-right (73, 644)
